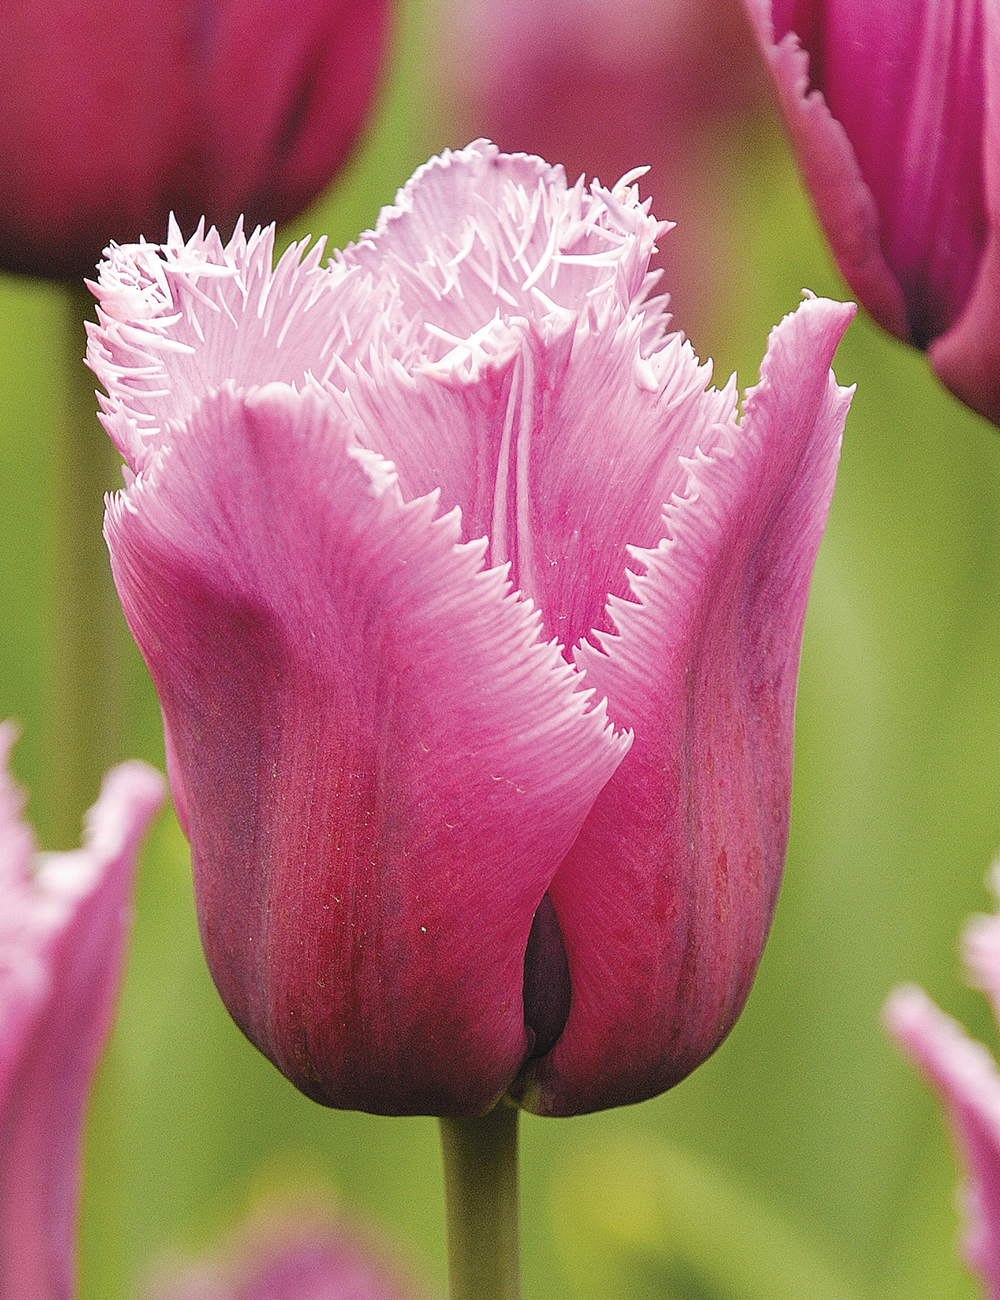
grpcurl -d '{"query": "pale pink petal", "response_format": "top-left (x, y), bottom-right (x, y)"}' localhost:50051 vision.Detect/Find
top-left (0, 728), bottom-right (164, 1300)
top-left (87, 222), bottom-right (391, 470)
top-left (339, 140), bottom-right (670, 368)
top-left (963, 878), bottom-right (1000, 1023)
top-left (517, 294), bottom-right (855, 1115)
top-left (339, 294), bottom-right (734, 656)
top-left (329, 139), bottom-right (744, 655)
top-left (105, 382), bottom-right (629, 1117)
top-left (745, 0), bottom-right (910, 339)
top-left (200, 0), bottom-right (391, 232)
top-left (885, 985), bottom-right (1000, 1298)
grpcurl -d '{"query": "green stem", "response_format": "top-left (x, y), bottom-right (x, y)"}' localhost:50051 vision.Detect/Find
top-left (47, 281), bottom-right (129, 846)
top-left (439, 1102), bottom-right (521, 1300)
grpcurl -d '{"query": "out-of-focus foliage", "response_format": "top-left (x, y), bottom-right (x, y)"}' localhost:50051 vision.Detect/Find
top-left (2, 0), bottom-right (999, 1297)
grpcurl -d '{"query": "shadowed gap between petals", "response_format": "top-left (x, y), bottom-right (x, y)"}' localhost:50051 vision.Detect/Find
top-left (521, 891), bottom-right (571, 1061)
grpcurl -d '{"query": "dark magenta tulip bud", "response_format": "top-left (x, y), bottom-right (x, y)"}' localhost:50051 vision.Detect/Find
top-left (0, 0), bottom-right (390, 279)
top-left (88, 143), bottom-right (854, 1119)
top-left (746, 0), bottom-right (1000, 424)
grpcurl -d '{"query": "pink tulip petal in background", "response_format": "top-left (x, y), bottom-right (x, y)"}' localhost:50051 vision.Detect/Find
top-left (886, 986), bottom-right (1000, 1298)
top-left (967, 888), bottom-right (1000, 1022)
top-left (204, 0), bottom-right (390, 231)
top-left (145, 1195), bottom-right (422, 1300)
top-left (743, 2), bottom-right (909, 338)
top-left (0, 726), bottom-right (164, 1299)
top-left (929, 4), bottom-right (1000, 423)
top-left (746, 0), bottom-right (1000, 423)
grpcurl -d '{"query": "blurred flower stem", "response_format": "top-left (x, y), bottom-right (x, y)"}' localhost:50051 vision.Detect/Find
top-left (439, 1103), bottom-right (521, 1300)
top-left (49, 282), bottom-right (129, 846)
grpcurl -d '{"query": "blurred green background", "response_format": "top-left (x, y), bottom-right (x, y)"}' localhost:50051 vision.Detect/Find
top-left (2, 0), bottom-right (999, 1297)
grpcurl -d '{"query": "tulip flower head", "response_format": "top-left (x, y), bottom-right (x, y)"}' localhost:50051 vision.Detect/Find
top-left (0, 0), bottom-right (390, 279)
top-left (87, 141), bottom-right (854, 1119)
top-left (744, 0), bottom-right (1000, 423)
top-left (0, 726), bottom-right (164, 1300)
top-left (886, 872), bottom-right (1000, 1297)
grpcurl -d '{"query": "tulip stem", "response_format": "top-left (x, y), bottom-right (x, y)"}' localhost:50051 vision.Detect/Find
top-left (48, 282), bottom-right (129, 845)
top-left (439, 1101), bottom-right (521, 1300)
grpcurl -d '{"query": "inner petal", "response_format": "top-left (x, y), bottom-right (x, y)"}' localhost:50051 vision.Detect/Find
top-left (330, 142), bottom-right (739, 657)
top-left (339, 140), bottom-right (668, 368)
top-left (340, 311), bottom-right (735, 659)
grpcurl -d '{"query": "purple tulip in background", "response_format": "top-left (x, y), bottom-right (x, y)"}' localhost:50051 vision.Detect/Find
top-left (87, 141), bottom-right (854, 1120)
top-left (441, 0), bottom-right (771, 341)
top-left (885, 877), bottom-right (1000, 1297)
top-left (0, 725), bottom-right (163, 1300)
top-left (0, 0), bottom-right (391, 280)
top-left (745, 0), bottom-right (1000, 424)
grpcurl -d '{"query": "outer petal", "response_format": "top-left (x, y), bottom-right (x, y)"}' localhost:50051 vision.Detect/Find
top-left (0, 726), bottom-right (164, 1300)
top-left (87, 223), bottom-right (391, 471)
top-left (745, 0), bottom-right (910, 339)
top-left (885, 986), bottom-right (1000, 1299)
top-left (517, 295), bottom-right (855, 1115)
top-left (106, 382), bottom-right (628, 1117)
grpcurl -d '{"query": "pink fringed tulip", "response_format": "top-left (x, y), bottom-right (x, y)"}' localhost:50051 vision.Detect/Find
top-left (87, 141), bottom-right (854, 1118)
top-left (0, 725), bottom-right (164, 1300)
top-left (744, 0), bottom-right (1000, 424)
top-left (885, 879), bottom-right (1000, 1296)
top-left (0, 0), bottom-right (390, 280)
